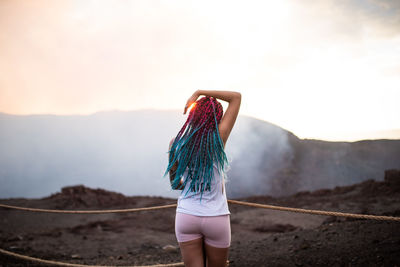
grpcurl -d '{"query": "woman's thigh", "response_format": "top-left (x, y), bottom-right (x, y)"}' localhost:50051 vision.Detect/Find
top-left (204, 242), bottom-right (229, 267)
top-left (179, 237), bottom-right (205, 267)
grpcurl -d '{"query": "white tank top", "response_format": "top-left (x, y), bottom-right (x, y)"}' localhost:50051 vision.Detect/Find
top-left (176, 164), bottom-right (230, 216)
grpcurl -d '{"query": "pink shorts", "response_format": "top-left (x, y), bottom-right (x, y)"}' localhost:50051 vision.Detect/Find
top-left (175, 212), bottom-right (231, 248)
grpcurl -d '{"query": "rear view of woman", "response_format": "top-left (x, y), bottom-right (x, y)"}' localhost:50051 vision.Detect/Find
top-left (165, 90), bottom-right (241, 267)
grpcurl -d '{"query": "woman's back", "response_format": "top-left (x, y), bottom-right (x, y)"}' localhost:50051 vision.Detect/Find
top-left (177, 164), bottom-right (230, 216)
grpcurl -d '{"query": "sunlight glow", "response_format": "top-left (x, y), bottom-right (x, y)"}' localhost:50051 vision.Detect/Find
top-left (188, 103), bottom-right (196, 113)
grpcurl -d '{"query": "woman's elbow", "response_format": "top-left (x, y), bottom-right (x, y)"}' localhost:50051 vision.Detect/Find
top-left (234, 92), bottom-right (242, 102)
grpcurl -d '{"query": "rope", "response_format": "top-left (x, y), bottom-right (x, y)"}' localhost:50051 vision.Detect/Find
top-left (0, 248), bottom-right (184, 267)
top-left (0, 203), bottom-right (177, 214)
top-left (1, 200), bottom-right (399, 221)
top-left (227, 199), bottom-right (400, 221)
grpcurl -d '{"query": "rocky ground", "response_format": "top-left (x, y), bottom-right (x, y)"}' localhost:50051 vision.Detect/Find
top-left (0, 169), bottom-right (399, 267)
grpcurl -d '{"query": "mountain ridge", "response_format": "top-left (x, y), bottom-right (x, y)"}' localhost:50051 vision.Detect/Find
top-left (0, 110), bottom-right (399, 199)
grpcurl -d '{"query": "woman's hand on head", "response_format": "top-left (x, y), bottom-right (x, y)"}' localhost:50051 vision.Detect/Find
top-left (184, 91), bottom-right (200, 114)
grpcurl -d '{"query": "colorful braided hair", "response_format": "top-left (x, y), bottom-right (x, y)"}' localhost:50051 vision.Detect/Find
top-left (164, 96), bottom-right (228, 201)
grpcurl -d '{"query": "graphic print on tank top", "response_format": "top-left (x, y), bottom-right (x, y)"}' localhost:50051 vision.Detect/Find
top-left (180, 164), bottom-right (222, 199)
top-left (176, 164), bottom-right (230, 216)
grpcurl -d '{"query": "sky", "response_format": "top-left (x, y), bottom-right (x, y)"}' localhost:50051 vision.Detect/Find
top-left (0, 0), bottom-right (399, 141)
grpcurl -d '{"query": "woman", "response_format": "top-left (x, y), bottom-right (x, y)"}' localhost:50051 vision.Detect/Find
top-left (165, 90), bottom-right (241, 267)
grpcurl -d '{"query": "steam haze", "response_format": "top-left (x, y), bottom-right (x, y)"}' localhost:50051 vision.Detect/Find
top-left (1, 111), bottom-right (399, 199)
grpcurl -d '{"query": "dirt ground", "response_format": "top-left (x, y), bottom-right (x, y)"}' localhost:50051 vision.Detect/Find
top-left (1, 170), bottom-right (399, 267)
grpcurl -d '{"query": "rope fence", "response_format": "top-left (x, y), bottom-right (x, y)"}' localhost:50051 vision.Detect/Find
top-left (0, 203), bottom-right (177, 214)
top-left (227, 199), bottom-right (400, 222)
top-left (1, 200), bottom-right (399, 221)
top-left (0, 247), bottom-right (184, 267)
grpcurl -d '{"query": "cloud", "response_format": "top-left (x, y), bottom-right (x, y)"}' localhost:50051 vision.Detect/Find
top-left (295, 0), bottom-right (400, 39)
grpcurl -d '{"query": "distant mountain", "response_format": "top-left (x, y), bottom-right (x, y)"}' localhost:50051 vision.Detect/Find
top-left (1, 110), bottom-right (399, 199)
